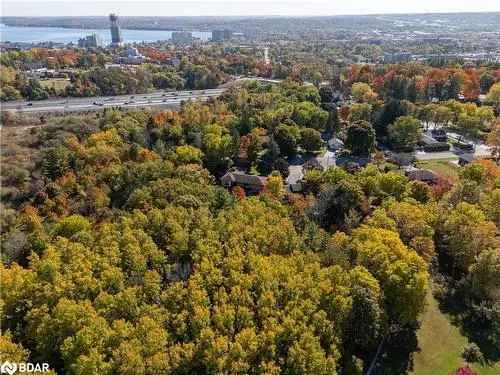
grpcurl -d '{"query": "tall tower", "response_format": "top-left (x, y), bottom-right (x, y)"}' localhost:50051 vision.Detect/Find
top-left (109, 13), bottom-right (123, 47)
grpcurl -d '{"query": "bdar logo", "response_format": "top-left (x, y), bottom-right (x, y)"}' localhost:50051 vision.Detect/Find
top-left (0, 362), bottom-right (17, 375)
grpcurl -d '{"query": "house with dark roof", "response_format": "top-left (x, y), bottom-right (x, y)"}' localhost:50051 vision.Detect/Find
top-left (302, 158), bottom-right (324, 172)
top-left (405, 168), bottom-right (438, 184)
top-left (220, 171), bottom-right (267, 194)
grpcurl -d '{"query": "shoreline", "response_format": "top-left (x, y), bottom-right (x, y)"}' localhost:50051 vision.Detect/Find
top-left (0, 23), bottom-right (211, 33)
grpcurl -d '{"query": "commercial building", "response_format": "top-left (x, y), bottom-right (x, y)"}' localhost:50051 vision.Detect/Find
top-left (212, 29), bottom-right (232, 42)
top-left (171, 32), bottom-right (193, 44)
top-left (383, 52), bottom-right (412, 64)
top-left (78, 33), bottom-right (103, 49)
top-left (109, 13), bottom-right (123, 47)
top-left (115, 47), bottom-right (145, 65)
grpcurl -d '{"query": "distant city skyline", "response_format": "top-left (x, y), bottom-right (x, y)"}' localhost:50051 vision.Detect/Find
top-left (2, 0), bottom-right (500, 17)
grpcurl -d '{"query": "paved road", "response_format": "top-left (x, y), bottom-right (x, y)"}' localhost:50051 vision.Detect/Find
top-left (0, 76), bottom-right (288, 114)
top-left (415, 151), bottom-right (458, 161)
top-left (0, 88), bottom-right (226, 114)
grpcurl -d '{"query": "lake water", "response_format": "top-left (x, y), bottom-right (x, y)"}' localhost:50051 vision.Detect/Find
top-left (0, 24), bottom-right (212, 44)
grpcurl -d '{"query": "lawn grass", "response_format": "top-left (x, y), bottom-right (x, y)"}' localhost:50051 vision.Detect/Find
top-left (415, 159), bottom-right (460, 182)
top-left (412, 288), bottom-right (500, 375)
top-left (40, 78), bottom-right (70, 91)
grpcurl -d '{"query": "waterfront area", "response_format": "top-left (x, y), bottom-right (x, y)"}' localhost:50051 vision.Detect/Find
top-left (0, 23), bottom-right (211, 44)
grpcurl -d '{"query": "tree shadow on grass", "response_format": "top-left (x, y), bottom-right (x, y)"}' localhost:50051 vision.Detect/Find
top-left (371, 327), bottom-right (420, 375)
top-left (435, 283), bottom-right (500, 364)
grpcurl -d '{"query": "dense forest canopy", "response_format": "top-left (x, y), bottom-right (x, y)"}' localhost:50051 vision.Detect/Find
top-left (1, 80), bottom-right (499, 374)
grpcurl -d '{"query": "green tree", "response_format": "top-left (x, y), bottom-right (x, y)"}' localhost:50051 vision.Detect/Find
top-left (347, 266), bottom-right (383, 352)
top-left (479, 72), bottom-right (495, 94)
top-left (388, 116), bottom-right (422, 150)
top-left (293, 101), bottom-right (329, 131)
top-left (274, 124), bottom-right (300, 156)
top-left (348, 103), bottom-right (372, 123)
top-left (21, 78), bottom-right (49, 100)
top-left (469, 247), bottom-right (500, 303)
top-left (311, 179), bottom-right (365, 230)
top-left (0, 85), bottom-right (22, 101)
top-left (345, 120), bottom-right (375, 156)
top-left (42, 146), bottom-right (72, 180)
top-left (438, 202), bottom-right (499, 276)
top-left (300, 128), bottom-right (323, 153)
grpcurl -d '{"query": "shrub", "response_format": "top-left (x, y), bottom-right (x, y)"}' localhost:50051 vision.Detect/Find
top-left (53, 215), bottom-right (91, 238)
top-left (423, 142), bottom-right (450, 152)
top-left (454, 366), bottom-right (477, 375)
top-left (461, 343), bottom-right (484, 363)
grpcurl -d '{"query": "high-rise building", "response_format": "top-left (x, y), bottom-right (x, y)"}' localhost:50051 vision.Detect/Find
top-left (171, 31), bottom-right (193, 44)
top-left (78, 33), bottom-right (103, 49)
top-left (109, 14), bottom-right (123, 47)
top-left (211, 29), bottom-right (232, 42)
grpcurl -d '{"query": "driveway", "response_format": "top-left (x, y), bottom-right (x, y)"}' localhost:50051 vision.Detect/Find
top-left (316, 151), bottom-right (336, 170)
top-left (286, 165), bottom-right (304, 185)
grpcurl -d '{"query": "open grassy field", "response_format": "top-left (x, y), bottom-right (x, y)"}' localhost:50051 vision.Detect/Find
top-left (412, 289), bottom-right (500, 375)
top-left (39, 78), bottom-right (71, 91)
top-left (415, 159), bottom-right (460, 182)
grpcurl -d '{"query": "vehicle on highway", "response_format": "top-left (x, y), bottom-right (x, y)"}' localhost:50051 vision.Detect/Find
top-left (26, 102), bottom-right (33, 106)
top-left (93, 102), bottom-right (104, 106)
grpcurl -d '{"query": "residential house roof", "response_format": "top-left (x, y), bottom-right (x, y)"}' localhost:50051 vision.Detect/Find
top-left (221, 171), bottom-right (267, 187)
top-left (405, 168), bottom-right (438, 182)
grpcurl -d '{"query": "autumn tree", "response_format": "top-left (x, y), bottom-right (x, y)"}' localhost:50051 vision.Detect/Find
top-left (486, 82), bottom-right (500, 112)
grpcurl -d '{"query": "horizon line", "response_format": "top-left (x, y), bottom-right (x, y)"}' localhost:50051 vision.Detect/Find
top-left (2, 11), bottom-right (500, 18)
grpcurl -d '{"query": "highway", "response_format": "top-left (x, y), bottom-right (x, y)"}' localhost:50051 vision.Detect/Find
top-left (0, 88), bottom-right (226, 114)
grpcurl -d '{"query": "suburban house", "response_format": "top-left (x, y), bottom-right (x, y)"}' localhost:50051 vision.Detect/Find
top-left (405, 168), bottom-right (438, 184)
top-left (220, 171), bottom-right (267, 193)
top-left (327, 137), bottom-right (344, 151)
top-left (302, 158), bottom-right (324, 172)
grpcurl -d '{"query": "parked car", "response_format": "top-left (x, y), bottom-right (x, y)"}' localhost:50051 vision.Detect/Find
top-left (455, 142), bottom-right (474, 152)
top-left (431, 129), bottom-right (448, 142)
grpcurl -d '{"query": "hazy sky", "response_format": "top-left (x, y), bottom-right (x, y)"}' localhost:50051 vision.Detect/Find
top-left (2, 0), bottom-right (500, 17)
